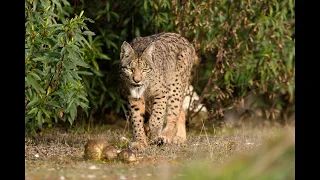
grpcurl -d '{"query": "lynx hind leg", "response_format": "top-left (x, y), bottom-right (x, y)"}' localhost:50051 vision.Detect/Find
top-left (170, 45), bottom-right (193, 145)
top-left (160, 114), bottom-right (178, 144)
top-left (161, 76), bottom-right (185, 144)
top-left (172, 109), bottom-right (187, 144)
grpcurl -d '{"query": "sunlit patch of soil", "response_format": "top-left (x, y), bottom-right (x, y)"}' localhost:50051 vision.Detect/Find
top-left (25, 120), bottom-right (294, 179)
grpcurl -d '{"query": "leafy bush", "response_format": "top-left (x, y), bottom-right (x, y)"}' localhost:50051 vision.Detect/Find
top-left (69, 0), bottom-right (174, 120)
top-left (171, 0), bottom-right (295, 122)
top-left (25, 0), bottom-right (96, 133)
top-left (25, 0), bottom-right (295, 133)
top-left (71, 0), bottom-right (295, 124)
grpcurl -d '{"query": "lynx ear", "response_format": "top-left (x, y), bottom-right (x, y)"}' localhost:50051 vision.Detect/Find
top-left (142, 42), bottom-right (155, 58)
top-left (120, 41), bottom-right (134, 60)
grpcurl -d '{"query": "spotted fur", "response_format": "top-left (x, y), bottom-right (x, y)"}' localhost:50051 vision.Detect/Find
top-left (119, 32), bottom-right (198, 151)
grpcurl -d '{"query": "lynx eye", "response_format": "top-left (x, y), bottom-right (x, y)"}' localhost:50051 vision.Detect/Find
top-left (142, 68), bottom-right (151, 73)
top-left (121, 66), bottom-right (132, 73)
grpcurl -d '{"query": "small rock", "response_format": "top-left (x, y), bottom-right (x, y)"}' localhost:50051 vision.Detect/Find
top-left (84, 139), bottom-right (109, 160)
top-left (88, 165), bottom-right (99, 170)
top-left (118, 149), bottom-right (136, 162)
top-left (102, 146), bottom-right (118, 160)
top-left (34, 154), bottom-right (39, 158)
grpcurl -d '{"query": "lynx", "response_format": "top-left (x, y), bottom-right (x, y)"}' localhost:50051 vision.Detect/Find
top-left (119, 32), bottom-right (198, 151)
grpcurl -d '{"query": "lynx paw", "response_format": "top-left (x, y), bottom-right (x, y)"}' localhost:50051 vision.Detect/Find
top-left (128, 141), bottom-right (147, 152)
top-left (172, 136), bottom-right (186, 145)
top-left (159, 133), bottom-right (175, 144)
top-left (148, 128), bottom-right (163, 145)
top-left (163, 135), bottom-right (174, 143)
top-left (149, 135), bottom-right (173, 146)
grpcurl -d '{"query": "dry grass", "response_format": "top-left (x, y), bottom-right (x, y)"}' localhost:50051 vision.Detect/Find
top-left (25, 120), bottom-right (294, 180)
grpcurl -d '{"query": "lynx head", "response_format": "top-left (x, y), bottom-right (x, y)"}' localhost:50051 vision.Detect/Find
top-left (119, 41), bottom-right (155, 99)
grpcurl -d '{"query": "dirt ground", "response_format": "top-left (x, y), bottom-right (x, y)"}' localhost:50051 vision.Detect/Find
top-left (25, 120), bottom-right (294, 180)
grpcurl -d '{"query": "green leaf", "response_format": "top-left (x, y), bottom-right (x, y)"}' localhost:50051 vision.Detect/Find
top-left (48, 100), bottom-right (61, 108)
top-left (79, 10), bottom-right (84, 18)
top-left (224, 71), bottom-right (230, 81)
top-left (63, 58), bottom-right (77, 70)
top-left (269, 5), bottom-right (273, 16)
top-left (64, 72), bottom-right (79, 85)
top-left (110, 12), bottom-right (119, 21)
top-left (61, 46), bottom-right (67, 54)
top-left (28, 107), bottom-right (39, 115)
top-left (68, 116), bottom-right (73, 125)
top-left (98, 78), bottom-right (107, 91)
top-left (143, 0), bottom-right (148, 11)
top-left (79, 35), bottom-right (92, 49)
top-left (77, 71), bottom-right (94, 75)
top-left (123, 17), bottom-right (131, 26)
top-left (108, 91), bottom-right (116, 101)
top-left (37, 109), bottom-right (43, 125)
top-left (47, 86), bottom-right (51, 96)
top-left (69, 70), bottom-right (82, 80)
top-left (27, 75), bottom-right (42, 93)
top-left (92, 59), bottom-right (99, 70)
top-left (79, 102), bottom-right (89, 109)
top-left (26, 97), bottom-right (39, 109)
top-left (105, 39), bottom-right (118, 50)
top-left (32, 0), bottom-right (37, 12)
top-left (78, 94), bottom-right (89, 102)
top-left (99, 53), bottom-right (111, 60)
top-left (50, 24), bottom-right (63, 33)
top-left (72, 57), bottom-right (90, 68)
top-left (82, 31), bottom-right (96, 36)
top-left (54, 115), bottom-right (58, 123)
top-left (106, 33), bottom-right (120, 39)
top-left (34, 68), bottom-right (49, 76)
top-left (69, 105), bottom-right (76, 120)
top-left (99, 92), bottom-right (105, 106)
top-left (135, 27), bottom-right (140, 37)
top-left (67, 90), bottom-right (76, 104)
top-left (32, 56), bottom-right (47, 62)
top-left (67, 98), bottom-right (76, 111)
top-left (42, 108), bottom-right (51, 118)
top-left (30, 71), bottom-right (41, 81)
top-left (66, 46), bottom-right (89, 68)
top-left (107, 13), bottom-right (111, 22)
top-left (84, 17), bottom-right (95, 23)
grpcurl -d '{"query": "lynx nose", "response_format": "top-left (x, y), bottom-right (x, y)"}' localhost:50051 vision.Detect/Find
top-left (133, 75), bottom-right (142, 83)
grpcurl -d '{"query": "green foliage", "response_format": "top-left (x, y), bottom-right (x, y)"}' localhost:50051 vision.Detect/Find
top-left (26, 0), bottom-right (295, 131)
top-left (69, 0), bottom-right (174, 119)
top-left (70, 0), bottom-right (294, 123)
top-left (172, 0), bottom-right (295, 120)
top-left (25, 0), bottom-right (95, 132)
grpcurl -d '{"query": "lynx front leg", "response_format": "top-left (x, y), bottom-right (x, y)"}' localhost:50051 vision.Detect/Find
top-left (148, 94), bottom-right (168, 144)
top-left (128, 97), bottom-right (147, 151)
